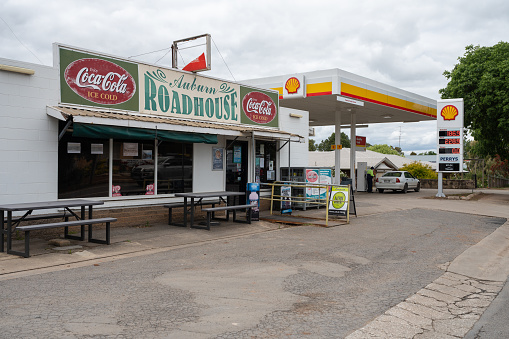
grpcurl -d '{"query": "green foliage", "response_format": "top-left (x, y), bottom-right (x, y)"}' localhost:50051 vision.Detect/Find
top-left (317, 132), bottom-right (351, 151)
top-left (400, 162), bottom-right (438, 179)
top-left (410, 151), bottom-right (417, 155)
top-left (439, 42), bottom-right (509, 160)
top-left (367, 144), bottom-right (403, 156)
top-left (308, 139), bottom-right (317, 151)
top-left (418, 151), bottom-right (437, 155)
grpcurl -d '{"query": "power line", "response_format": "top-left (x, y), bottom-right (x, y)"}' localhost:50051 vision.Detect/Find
top-left (212, 37), bottom-right (236, 81)
top-left (128, 47), bottom-right (170, 59)
top-left (0, 16), bottom-right (43, 64)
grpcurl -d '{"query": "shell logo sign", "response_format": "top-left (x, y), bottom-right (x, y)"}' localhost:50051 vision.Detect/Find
top-left (441, 105), bottom-right (459, 121)
top-left (285, 77), bottom-right (300, 94)
top-left (64, 58), bottom-right (137, 105)
top-left (242, 91), bottom-right (277, 124)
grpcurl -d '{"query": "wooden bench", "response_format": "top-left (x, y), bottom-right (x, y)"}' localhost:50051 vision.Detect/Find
top-left (163, 200), bottom-right (221, 225)
top-left (201, 204), bottom-right (256, 230)
top-left (15, 217), bottom-right (117, 258)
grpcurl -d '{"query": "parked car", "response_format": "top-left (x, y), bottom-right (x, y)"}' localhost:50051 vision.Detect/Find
top-left (131, 156), bottom-right (192, 185)
top-left (375, 171), bottom-right (420, 193)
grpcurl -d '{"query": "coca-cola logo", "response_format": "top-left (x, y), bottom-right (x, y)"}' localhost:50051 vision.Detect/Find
top-left (242, 91), bottom-right (277, 124)
top-left (64, 58), bottom-right (136, 105)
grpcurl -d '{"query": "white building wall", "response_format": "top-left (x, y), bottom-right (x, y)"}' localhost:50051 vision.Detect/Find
top-left (192, 135), bottom-right (226, 192)
top-left (0, 58), bottom-right (59, 205)
top-left (278, 107), bottom-right (309, 168)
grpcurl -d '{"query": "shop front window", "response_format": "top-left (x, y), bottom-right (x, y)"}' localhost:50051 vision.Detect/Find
top-left (112, 140), bottom-right (155, 196)
top-left (58, 135), bottom-right (110, 199)
top-left (157, 142), bottom-right (193, 194)
top-left (255, 141), bottom-right (277, 183)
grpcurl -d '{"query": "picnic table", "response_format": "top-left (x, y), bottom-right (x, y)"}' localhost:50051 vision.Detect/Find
top-left (174, 191), bottom-right (245, 229)
top-left (0, 199), bottom-right (114, 257)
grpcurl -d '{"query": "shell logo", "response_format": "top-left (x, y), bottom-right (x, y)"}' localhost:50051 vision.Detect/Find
top-left (441, 105), bottom-right (459, 121)
top-left (285, 77), bottom-right (300, 94)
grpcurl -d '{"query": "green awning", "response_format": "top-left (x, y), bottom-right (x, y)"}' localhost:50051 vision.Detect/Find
top-left (73, 123), bottom-right (217, 144)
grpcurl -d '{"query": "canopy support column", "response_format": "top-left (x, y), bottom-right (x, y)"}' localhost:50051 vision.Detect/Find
top-left (350, 110), bottom-right (356, 191)
top-left (334, 111), bottom-right (341, 184)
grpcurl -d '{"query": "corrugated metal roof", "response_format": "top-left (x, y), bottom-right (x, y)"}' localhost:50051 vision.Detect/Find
top-left (48, 105), bottom-right (303, 141)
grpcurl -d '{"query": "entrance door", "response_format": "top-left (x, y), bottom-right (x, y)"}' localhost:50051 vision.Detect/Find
top-left (226, 140), bottom-right (248, 204)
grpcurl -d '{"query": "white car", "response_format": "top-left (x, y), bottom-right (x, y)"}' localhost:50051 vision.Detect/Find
top-left (375, 171), bottom-right (420, 193)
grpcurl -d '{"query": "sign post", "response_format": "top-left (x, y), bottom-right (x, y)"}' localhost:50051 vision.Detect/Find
top-left (436, 99), bottom-right (464, 197)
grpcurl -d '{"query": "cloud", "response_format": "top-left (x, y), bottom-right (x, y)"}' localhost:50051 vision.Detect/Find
top-left (2, 0), bottom-right (507, 154)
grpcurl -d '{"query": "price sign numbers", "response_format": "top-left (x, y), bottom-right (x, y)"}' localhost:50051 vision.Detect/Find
top-left (439, 148), bottom-right (460, 154)
top-left (439, 138), bottom-right (461, 145)
top-left (438, 130), bottom-right (461, 137)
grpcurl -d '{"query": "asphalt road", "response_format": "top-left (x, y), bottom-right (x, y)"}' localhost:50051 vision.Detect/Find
top-left (0, 208), bottom-right (505, 338)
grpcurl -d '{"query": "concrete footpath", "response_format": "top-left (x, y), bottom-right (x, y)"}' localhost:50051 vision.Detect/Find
top-left (0, 188), bottom-right (508, 338)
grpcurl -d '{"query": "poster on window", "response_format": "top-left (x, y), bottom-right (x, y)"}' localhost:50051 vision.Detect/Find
top-left (123, 143), bottom-right (138, 157)
top-left (91, 143), bottom-right (103, 155)
top-left (212, 147), bottom-right (224, 170)
top-left (233, 146), bottom-right (242, 163)
top-left (67, 142), bottom-right (81, 154)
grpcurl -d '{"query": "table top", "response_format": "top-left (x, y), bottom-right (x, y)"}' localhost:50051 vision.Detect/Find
top-left (174, 191), bottom-right (245, 199)
top-left (0, 199), bottom-right (104, 212)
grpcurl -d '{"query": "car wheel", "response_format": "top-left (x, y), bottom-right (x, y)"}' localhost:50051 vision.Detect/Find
top-left (402, 184), bottom-right (408, 193)
top-left (378, 189), bottom-right (384, 193)
top-left (415, 183), bottom-right (420, 192)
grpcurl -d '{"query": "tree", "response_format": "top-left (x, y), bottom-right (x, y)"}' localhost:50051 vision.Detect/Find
top-left (308, 139), bottom-right (317, 151)
top-left (317, 132), bottom-right (351, 151)
top-left (367, 144), bottom-right (403, 156)
top-left (410, 151), bottom-right (417, 155)
top-left (400, 162), bottom-right (438, 179)
top-left (439, 42), bottom-right (509, 160)
top-left (418, 151), bottom-right (437, 155)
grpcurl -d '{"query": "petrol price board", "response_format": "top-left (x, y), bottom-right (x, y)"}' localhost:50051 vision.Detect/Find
top-left (436, 99), bottom-right (464, 173)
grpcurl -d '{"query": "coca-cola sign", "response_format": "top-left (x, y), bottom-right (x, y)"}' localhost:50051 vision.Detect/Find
top-left (64, 58), bottom-right (136, 105)
top-left (242, 91), bottom-right (277, 124)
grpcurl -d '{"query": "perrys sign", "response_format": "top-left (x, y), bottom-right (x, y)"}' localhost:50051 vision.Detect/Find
top-left (59, 46), bottom-right (278, 127)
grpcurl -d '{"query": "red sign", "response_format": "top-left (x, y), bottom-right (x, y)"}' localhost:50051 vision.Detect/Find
top-left (356, 136), bottom-right (366, 147)
top-left (64, 58), bottom-right (136, 105)
top-left (306, 169), bottom-right (318, 183)
top-left (182, 53), bottom-right (207, 72)
top-left (242, 91), bottom-right (277, 124)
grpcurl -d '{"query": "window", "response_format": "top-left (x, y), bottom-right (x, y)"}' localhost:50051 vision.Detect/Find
top-left (113, 140), bottom-right (155, 196)
top-left (255, 141), bottom-right (277, 183)
top-left (157, 142), bottom-right (193, 194)
top-left (58, 133), bottom-right (109, 199)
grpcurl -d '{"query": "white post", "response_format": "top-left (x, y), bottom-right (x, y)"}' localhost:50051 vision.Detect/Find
top-left (436, 172), bottom-right (446, 197)
top-left (350, 110), bottom-right (356, 191)
top-left (334, 111), bottom-right (341, 184)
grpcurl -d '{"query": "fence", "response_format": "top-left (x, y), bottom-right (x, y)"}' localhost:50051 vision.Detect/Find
top-left (488, 175), bottom-right (509, 188)
top-left (260, 181), bottom-right (353, 226)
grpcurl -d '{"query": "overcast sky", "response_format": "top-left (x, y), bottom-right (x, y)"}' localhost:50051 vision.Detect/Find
top-left (1, 0), bottom-right (508, 154)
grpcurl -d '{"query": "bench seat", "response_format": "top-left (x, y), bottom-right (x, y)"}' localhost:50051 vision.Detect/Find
top-left (201, 204), bottom-right (256, 230)
top-left (15, 217), bottom-right (117, 258)
top-left (164, 200), bottom-right (221, 226)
